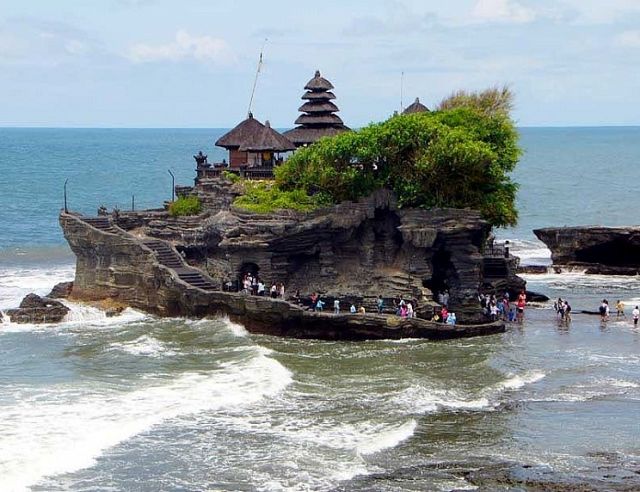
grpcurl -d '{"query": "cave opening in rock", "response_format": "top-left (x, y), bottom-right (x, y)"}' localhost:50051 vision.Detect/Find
top-left (575, 240), bottom-right (640, 266)
top-left (423, 247), bottom-right (456, 301)
top-left (238, 262), bottom-right (260, 282)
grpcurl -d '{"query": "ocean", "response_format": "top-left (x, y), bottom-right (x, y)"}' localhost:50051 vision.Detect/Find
top-left (1, 127), bottom-right (640, 491)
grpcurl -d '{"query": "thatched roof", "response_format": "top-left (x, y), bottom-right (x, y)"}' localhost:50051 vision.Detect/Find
top-left (304, 70), bottom-right (334, 91)
top-left (298, 101), bottom-right (340, 113)
top-left (402, 97), bottom-right (430, 114)
top-left (302, 90), bottom-right (336, 101)
top-left (216, 113), bottom-right (295, 152)
top-left (294, 113), bottom-right (344, 126)
top-left (282, 126), bottom-right (349, 146)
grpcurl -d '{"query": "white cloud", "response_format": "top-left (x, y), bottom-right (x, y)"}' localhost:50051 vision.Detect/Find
top-left (614, 30), bottom-right (640, 48)
top-left (471, 0), bottom-right (536, 24)
top-left (128, 30), bottom-right (234, 64)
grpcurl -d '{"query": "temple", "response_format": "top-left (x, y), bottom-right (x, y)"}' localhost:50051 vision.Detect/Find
top-left (283, 70), bottom-right (350, 147)
top-left (215, 113), bottom-right (295, 168)
top-left (403, 97), bottom-right (430, 114)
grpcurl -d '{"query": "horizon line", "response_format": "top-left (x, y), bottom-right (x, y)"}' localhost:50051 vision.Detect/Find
top-left (1, 124), bottom-right (640, 130)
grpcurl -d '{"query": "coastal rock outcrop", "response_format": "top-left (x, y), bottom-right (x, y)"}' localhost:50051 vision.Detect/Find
top-left (5, 293), bottom-right (70, 324)
top-left (534, 226), bottom-right (640, 274)
top-left (59, 179), bottom-right (524, 335)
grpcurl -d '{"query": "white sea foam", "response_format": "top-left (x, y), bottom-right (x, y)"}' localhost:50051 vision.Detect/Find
top-left (221, 316), bottom-right (249, 337)
top-left (0, 264), bottom-right (75, 310)
top-left (505, 238), bottom-right (552, 265)
top-left (109, 335), bottom-right (176, 357)
top-left (495, 371), bottom-right (546, 391)
top-left (0, 346), bottom-right (292, 492)
top-left (392, 384), bottom-right (491, 414)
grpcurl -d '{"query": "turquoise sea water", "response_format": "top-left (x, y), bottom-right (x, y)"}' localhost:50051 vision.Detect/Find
top-left (1, 127), bottom-right (640, 491)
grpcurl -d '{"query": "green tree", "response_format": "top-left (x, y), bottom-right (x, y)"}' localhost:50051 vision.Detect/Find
top-left (244, 88), bottom-right (521, 227)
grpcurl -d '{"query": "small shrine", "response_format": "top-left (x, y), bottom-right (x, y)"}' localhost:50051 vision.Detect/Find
top-left (402, 97), bottom-right (430, 114)
top-left (283, 70), bottom-right (349, 147)
top-left (215, 113), bottom-right (295, 168)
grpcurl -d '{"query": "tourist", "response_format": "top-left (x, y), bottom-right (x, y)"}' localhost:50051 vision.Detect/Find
top-left (257, 281), bottom-right (265, 296)
top-left (616, 299), bottom-right (625, 317)
top-left (516, 292), bottom-right (526, 323)
top-left (406, 302), bottom-right (414, 319)
top-left (400, 304), bottom-right (408, 318)
top-left (563, 300), bottom-right (572, 322)
top-left (599, 299), bottom-right (609, 322)
top-left (442, 290), bottom-right (450, 307)
top-left (554, 297), bottom-right (563, 319)
top-left (508, 304), bottom-right (516, 322)
top-left (633, 306), bottom-right (639, 327)
top-left (377, 295), bottom-right (384, 314)
top-left (447, 312), bottom-right (456, 325)
top-left (489, 301), bottom-right (498, 321)
top-left (270, 284), bottom-right (278, 298)
top-left (310, 292), bottom-right (318, 309)
top-left (441, 306), bottom-right (449, 323)
top-left (251, 276), bottom-right (258, 295)
top-left (316, 298), bottom-right (325, 311)
top-left (279, 283), bottom-right (285, 299)
top-left (350, 304), bottom-right (357, 314)
top-left (334, 298), bottom-right (340, 314)
top-left (358, 305), bottom-right (366, 314)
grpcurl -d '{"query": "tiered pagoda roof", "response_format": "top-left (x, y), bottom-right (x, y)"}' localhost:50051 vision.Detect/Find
top-left (283, 70), bottom-right (349, 147)
top-left (402, 97), bottom-right (430, 114)
top-left (216, 113), bottom-right (295, 152)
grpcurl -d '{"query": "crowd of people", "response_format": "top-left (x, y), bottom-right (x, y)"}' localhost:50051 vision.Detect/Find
top-left (239, 273), bottom-right (286, 299)
top-left (598, 299), bottom-right (639, 326)
top-left (478, 290), bottom-right (527, 323)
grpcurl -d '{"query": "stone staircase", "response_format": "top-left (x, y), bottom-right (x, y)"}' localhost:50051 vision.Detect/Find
top-left (483, 257), bottom-right (509, 279)
top-left (141, 240), bottom-right (217, 291)
top-left (78, 215), bottom-right (217, 292)
top-left (82, 216), bottom-right (118, 234)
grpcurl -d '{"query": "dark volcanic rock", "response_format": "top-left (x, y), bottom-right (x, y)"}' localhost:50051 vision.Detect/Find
top-left (534, 226), bottom-right (640, 272)
top-left (47, 281), bottom-right (74, 299)
top-left (59, 185), bottom-right (525, 335)
top-left (6, 293), bottom-right (70, 324)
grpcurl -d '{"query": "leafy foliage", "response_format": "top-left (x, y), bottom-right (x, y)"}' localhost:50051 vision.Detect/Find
top-left (233, 181), bottom-right (331, 214)
top-left (168, 195), bottom-right (202, 217)
top-left (273, 89), bottom-right (521, 227)
top-left (222, 170), bottom-right (241, 183)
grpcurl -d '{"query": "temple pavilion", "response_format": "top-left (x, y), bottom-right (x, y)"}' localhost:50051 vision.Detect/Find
top-left (283, 70), bottom-right (350, 147)
top-left (215, 113), bottom-right (295, 169)
top-left (402, 97), bottom-right (430, 114)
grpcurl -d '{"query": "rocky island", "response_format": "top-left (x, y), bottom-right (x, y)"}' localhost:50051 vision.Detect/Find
top-left (56, 77), bottom-right (526, 340)
top-left (534, 226), bottom-right (640, 274)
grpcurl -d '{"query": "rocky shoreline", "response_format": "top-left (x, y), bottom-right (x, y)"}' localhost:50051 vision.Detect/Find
top-left (534, 226), bottom-right (640, 275)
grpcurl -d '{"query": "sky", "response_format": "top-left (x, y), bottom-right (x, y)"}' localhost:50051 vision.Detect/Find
top-left (1, 0), bottom-right (639, 128)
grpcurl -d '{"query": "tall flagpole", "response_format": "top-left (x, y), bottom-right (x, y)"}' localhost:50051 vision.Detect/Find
top-left (247, 38), bottom-right (268, 117)
top-left (400, 71), bottom-right (404, 113)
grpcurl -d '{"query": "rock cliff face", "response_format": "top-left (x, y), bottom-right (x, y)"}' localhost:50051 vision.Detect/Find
top-left (534, 226), bottom-right (640, 274)
top-left (60, 211), bottom-right (505, 339)
top-left (107, 189), bottom-right (493, 320)
top-left (60, 173), bottom-right (526, 330)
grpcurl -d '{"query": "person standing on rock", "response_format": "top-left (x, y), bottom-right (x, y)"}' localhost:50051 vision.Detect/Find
top-left (633, 306), bottom-right (639, 327)
top-left (257, 280), bottom-right (265, 296)
top-left (376, 295), bottom-right (384, 314)
top-left (350, 303), bottom-right (357, 314)
top-left (334, 299), bottom-right (340, 314)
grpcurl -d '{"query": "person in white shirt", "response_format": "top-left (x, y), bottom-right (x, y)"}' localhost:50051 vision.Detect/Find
top-left (633, 306), bottom-right (639, 327)
top-left (334, 299), bottom-right (340, 314)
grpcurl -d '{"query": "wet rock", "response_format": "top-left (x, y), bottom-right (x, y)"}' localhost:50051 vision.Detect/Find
top-left (518, 265), bottom-right (549, 274)
top-left (6, 293), bottom-right (70, 324)
top-left (47, 281), bottom-right (74, 299)
top-left (534, 226), bottom-right (640, 273)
